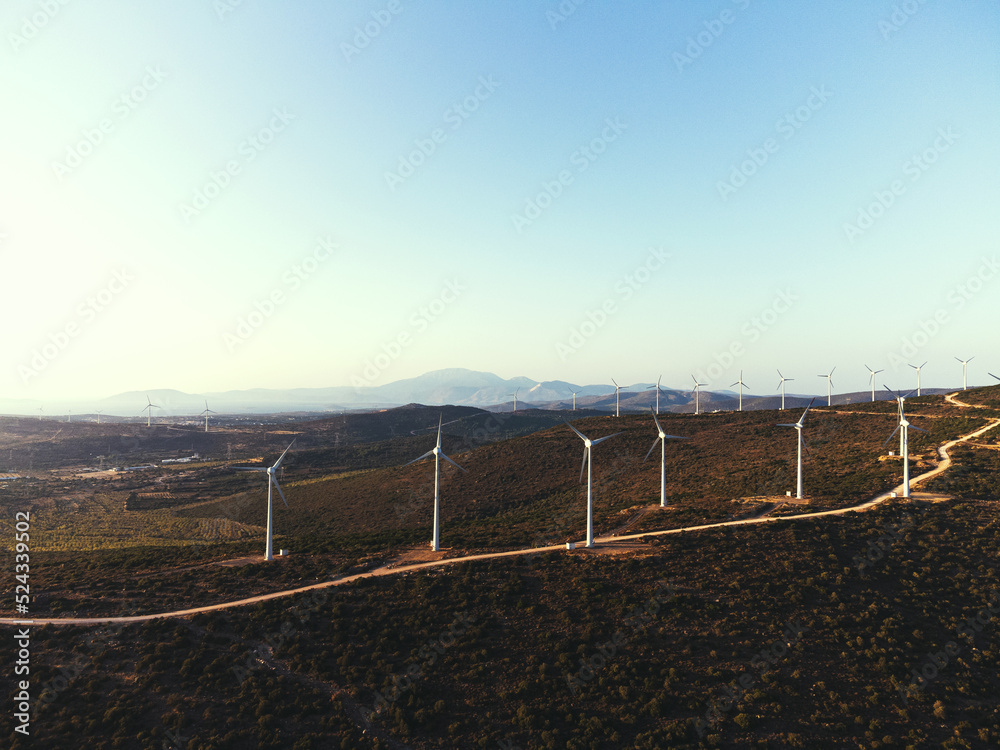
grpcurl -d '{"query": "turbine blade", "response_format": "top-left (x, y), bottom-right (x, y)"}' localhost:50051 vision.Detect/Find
top-left (591, 431), bottom-right (623, 446)
top-left (651, 410), bottom-right (664, 434)
top-left (271, 477), bottom-right (289, 509)
top-left (579, 448), bottom-right (588, 483)
top-left (909, 424), bottom-right (929, 434)
top-left (565, 421), bottom-right (589, 442)
top-left (644, 438), bottom-right (661, 462)
top-left (663, 434), bottom-right (688, 440)
top-left (440, 452), bottom-right (467, 473)
top-left (990, 372), bottom-right (1000, 382)
top-left (233, 467), bottom-right (267, 472)
top-left (404, 450), bottom-right (435, 467)
top-left (272, 440), bottom-right (296, 469)
top-left (882, 426), bottom-right (901, 449)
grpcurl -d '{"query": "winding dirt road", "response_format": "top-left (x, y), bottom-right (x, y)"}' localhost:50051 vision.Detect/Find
top-left (5, 394), bottom-right (998, 628)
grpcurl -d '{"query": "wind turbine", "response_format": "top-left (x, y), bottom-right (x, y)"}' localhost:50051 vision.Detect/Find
top-left (909, 361), bottom-right (928, 396)
top-left (570, 391), bottom-right (579, 411)
top-left (691, 376), bottom-right (706, 415)
top-left (405, 415), bottom-right (466, 552)
top-left (883, 387), bottom-right (927, 498)
top-left (865, 365), bottom-right (884, 403)
top-left (955, 356), bottom-right (974, 390)
top-left (647, 376), bottom-right (664, 415)
top-left (776, 370), bottom-right (794, 410)
top-left (644, 409), bottom-right (688, 508)
top-left (777, 398), bottom-right (815, 499)
top-left (566, 421), bottom-right (621, 548)
top-left (142, 395), bottom-right (160, 427)
top-left (37, 407), bottom-right (42, 422)
top-left (200, 401), bottom-right (217, 433)
top-left (96, 410), bottom-right (102, 425)
top-left (67, 410), bottom-right (71, 423)
top-left (611, 378), bottom-right (622, 417)
top-left (818, 367), bottom-right (836, 407)
top-left (730, 371), bottom-right (748, 412)
top-left (509, 388), bottom-right (519, 414)
top-left (233, 441), bottom-right (295, 561)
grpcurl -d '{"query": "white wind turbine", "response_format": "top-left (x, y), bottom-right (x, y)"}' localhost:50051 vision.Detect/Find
top-left (955, 356), bottom-right (974, 390)
top-left (233, 441), bottom-right (295, 561)
top-left (731, 371), bottom-right (748, 412)
top-left (509, 388), bottom-right (519, 414)
top-left (644, 409), bottom-right (688, 508)
top-left (818, 367), bottom-right (836, 407)
top-left (566, 421), bottom-right (622, 548)
top-left (883, 387), bottom-right (927, 498)
top-left (200, 400), bottom-right (217, 433)
top-left (777, 398), bottom-right (815, 499)
top-left (142, 395), bottom-right (160, 427)
top-left (909, 361), bottom-right (928, 396)
top-left (647, 376), bottom-right (664, 415)
top-left (776, 370), bottom-right (794, 410)
top-left (37, 407), bottom-right (43, 421)
top-left (611, 378), bottom-right (622, 417)
top-left (570, 391), bottom-right (579, 411)
top-left (405, 415), bottom-right (466, 552)
top-left (691, 376), bottom-right (706, 415)
top-left (96, 410), bottom-right (102, 425)
top-left (865, 365), bottom-right (884, 402)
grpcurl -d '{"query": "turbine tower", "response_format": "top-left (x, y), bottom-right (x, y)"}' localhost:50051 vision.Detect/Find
top-left (611, 378), bottom-right (622, 417)
top-left (955, 356), bottom-right (974, 390)
top-left (730, 371), bottom-right (748, 412)
top-left (818, 367), bottom-right (836, 407)
top-left (644, 409), bottom-right (687, 508)
top-left (777, 398), bottom-right (815, 499)
top-left (865, 365), bottom-right (884, 402)
top-left (233, 441), bottom-right (295, 561)
top-left (96, 410), bottom-right (102, 425)
top-left (405, 415), bottom-right (466, 552)
top-left (647, 376), bottom-right (664, 415)
top-left (883, 387), bottom-right (927, 498)
top-left (691, 376), bottom-right (706, 415)
top-left (509, 388), bottom-right (519, 414)
top-left (566, 421), bottom-right (621, 548)
top-left (200, 400), bottom-right (217, 433)
top-left (776, 370), bottom-right (794, 410)
top-left (909, 361), bottom-right (928, 396)
top-left (37, 407), bottom-right (42, 421)
top-left (571, 391), bottom-right (579, 411)
top-left (142, 395), bottom-right (160, 427)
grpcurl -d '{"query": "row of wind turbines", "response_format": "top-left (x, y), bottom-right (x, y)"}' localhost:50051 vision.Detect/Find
top-left (565, 358), bottom-right (998, 417)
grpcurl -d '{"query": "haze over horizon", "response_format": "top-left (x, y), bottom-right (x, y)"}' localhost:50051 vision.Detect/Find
top-left (3, 1), bottom-right (998, 402)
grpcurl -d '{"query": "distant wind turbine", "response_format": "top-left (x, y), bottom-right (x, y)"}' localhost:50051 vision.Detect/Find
top-left (818, 367), bottom-right (836, 407)
top-left (200, 400), bottom-right (217, 433)
top-left (233, 441), bottom-right (295, 561)
top-left (611, 378), bottom-right (622, 417)
top-left (37, 407), bottom-right (42, 422)
top-left (883, 387), bottom-right (927, 498)
top-left (691, 376), bottom-right (706, 415)
top-left (777, 398), bottom-right (815, 499)
top-left (730, 371), bottom-right (748, 412)
top-left (955, 356), bottom-right (974, 390)
top-left (405, 415), bottom-right (466, 552)
top-left (865, 365), bottom-right (884, 402)
top-left (647, 376), bottom-right (664, 415)
top-left (776, 370), bottom-right (794, 410)
top-left (909, 361), bottom-right (928, 396)
top-left (96, 410), bottom-right (102, 425)
top-left (142, 395), bottom-right (160, 427)
top-left (570, 391), bottom-right (579, 411)
top-left (566, 420), bottom-right (621, 548)
top-left (66, 410), bottom-right (71, 423)
top-left (644, 409), bottom-right (688, 508)
top-left (509, 388), bottom-right (519, 414)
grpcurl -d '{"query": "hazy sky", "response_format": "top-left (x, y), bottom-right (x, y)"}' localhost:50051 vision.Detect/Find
top-left (2, 0), bottom-right (998, 404)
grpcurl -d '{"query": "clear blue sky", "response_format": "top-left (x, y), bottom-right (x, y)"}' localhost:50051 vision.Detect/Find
top-left (2, 0), bottom-right (997, 404)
